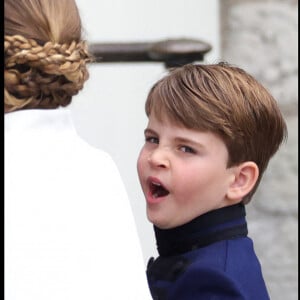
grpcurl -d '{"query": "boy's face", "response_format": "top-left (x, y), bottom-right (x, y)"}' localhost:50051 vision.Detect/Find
top-left (137, 114), bottom-right (237, 229)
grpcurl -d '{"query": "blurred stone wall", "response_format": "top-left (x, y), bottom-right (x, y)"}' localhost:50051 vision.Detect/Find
top-left (220, 1), bottom-right (298, 299)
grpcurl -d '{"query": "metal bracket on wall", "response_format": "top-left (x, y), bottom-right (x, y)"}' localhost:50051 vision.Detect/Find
top-left (89, 38), bottom-right (212, 68)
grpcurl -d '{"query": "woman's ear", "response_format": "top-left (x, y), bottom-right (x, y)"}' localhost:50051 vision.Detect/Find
top-left (226, 161), bottom-right (259, 203)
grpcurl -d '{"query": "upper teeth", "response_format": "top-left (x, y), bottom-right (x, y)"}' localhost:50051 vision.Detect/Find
top-left (152, 182), bottom-right (161, 186)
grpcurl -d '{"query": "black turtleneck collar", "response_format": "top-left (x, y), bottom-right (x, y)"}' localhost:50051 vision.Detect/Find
top-left (154, 203), bottom-right (248, 257)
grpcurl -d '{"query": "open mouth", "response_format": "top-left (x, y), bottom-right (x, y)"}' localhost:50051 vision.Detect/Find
top-left (149, 181), bottom-right (170, 198)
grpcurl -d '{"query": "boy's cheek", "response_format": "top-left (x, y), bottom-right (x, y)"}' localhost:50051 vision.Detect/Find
top-left (137, 157), bottom-right (145, 178)
top-left (137, 150), bottom-right (148, 167)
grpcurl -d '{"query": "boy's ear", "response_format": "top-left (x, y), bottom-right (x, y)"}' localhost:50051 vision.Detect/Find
top-left (226, 161), bottom-right (259, 203)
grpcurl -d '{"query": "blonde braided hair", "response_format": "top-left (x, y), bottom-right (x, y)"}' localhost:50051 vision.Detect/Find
top-left (5, 34), bottom-right (93, 112)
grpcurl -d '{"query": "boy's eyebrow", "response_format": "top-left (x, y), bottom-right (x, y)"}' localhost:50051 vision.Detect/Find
top-left (144, 128), bottom-right (157, 136)
top-left (144, 128), bottom-right (206, 149)
top-left (174, 137), bottom-right (205, 149)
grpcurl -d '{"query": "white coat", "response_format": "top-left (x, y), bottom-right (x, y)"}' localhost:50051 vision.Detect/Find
top-left (5, 108), bottom-right (152, 300)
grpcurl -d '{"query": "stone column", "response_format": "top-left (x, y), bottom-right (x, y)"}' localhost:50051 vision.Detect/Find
top-left (220, 1), bottom-right (298, 299)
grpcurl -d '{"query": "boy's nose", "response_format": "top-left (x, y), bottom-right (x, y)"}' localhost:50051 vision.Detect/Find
top-left (148, 148), bottom-right (170, 169)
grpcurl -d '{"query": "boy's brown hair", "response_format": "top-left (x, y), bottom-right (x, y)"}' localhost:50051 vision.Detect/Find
top-left (145, 62), bottom-right (287, 203)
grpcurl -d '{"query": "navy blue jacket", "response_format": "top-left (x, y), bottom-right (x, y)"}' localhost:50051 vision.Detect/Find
top-left (147, 204), bottom-right (270, 300)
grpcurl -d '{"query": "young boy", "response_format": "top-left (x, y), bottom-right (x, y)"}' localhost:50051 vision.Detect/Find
top-left (137, 62), bottom-right (287, 300)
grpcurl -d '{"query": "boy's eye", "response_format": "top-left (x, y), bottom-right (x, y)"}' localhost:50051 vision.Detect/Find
top-left (179, 146), bottom-right (196, 154)
top-left (145, 136), bottom-right (159, 144)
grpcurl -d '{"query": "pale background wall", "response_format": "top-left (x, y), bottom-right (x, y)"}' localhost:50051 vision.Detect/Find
top-left (71, 0), bottom-right (220, 267)
top-left (221, 1), bottom-right (298, 299)
top-left (70, 1), bottom-right (298, 299)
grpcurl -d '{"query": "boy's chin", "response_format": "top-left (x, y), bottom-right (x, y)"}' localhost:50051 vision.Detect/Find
top-left (147, 214), bottom-right (170, 230)
top-left (147, 215), bottom-right (179, 230)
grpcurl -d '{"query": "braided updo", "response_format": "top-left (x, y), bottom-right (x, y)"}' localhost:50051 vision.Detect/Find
top-left (4, 0), bottom-right (93, 112)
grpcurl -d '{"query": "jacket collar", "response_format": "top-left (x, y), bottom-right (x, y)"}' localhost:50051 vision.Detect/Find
top-left (154, 203), bottom-right (248, 256)
top-left (5, 107), bottom-right (75, 133)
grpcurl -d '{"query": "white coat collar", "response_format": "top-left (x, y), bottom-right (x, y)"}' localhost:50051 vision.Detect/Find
top-left (4, 107), bottom-right (76, 133)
